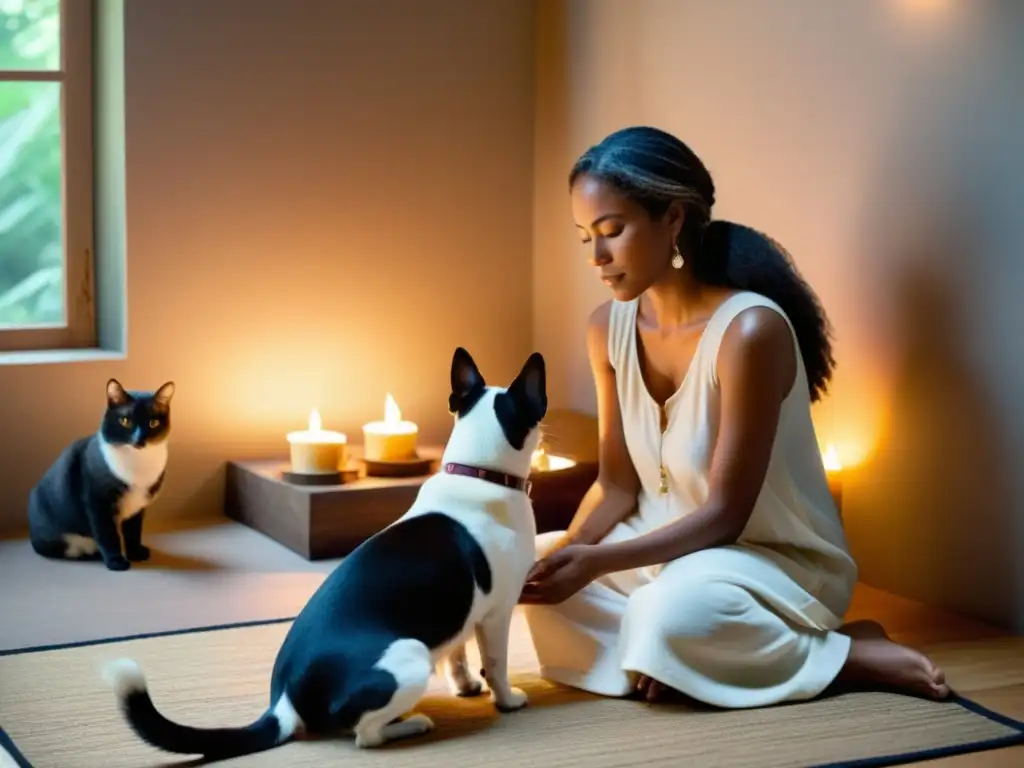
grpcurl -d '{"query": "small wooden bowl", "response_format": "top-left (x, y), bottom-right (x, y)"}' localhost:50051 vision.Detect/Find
top-left (530, 458), bottom-right (599, 533)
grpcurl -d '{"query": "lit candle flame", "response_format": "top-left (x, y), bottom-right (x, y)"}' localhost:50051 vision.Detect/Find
top-left (288, 407), bottom-right (346, 445)
top-left (822, 443), bottom-right (842, 472)
top-left (531, 447), bottom-right (546, 470)
top-left (530, 446), bottom-right (576, 472)
top-left (384, 393), bottom-right (401, 425)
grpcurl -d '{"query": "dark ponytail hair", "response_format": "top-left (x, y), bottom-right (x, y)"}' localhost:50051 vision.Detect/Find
top-left (569, 126), bottom-right (835, 402)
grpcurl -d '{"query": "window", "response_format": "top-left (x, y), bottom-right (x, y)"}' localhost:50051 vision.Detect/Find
top-left (0, 0), bottom-right (93, 352)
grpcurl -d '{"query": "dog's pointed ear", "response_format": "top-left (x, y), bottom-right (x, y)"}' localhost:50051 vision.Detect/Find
top-left (508, 352), bottom-right (546, 423)
top-left (449, 347), bottom-right (486, 414)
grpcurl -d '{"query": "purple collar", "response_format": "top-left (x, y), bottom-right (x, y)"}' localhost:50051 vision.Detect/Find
top-left (443, 462), bottom-right (531, 494)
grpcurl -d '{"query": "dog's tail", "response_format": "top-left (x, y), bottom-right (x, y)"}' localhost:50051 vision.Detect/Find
top-left (102, 658), bottom-right (299, 761)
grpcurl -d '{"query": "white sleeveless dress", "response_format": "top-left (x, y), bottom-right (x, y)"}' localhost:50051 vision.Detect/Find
top-left (521, 291), bottom-right (860, 708)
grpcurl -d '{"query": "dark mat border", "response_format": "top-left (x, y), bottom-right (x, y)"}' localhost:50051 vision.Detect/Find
top-left (0, 615), bottom-right (295, 658)
top-left (1, 616), bottom-right (1022, 768)
top-left (0, 726), bottom-right (32, 768)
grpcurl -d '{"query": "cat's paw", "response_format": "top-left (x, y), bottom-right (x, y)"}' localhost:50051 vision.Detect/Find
top-left (104, 555), bottom-right (131, 571)
top-left (126, 545), bottom-right (151, 562)
top-left (493, 686), bottom-right (528, 712)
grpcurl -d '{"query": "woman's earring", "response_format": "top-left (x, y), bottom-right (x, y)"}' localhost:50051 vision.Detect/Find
top-left (671, 245), bottom-right (684, 269)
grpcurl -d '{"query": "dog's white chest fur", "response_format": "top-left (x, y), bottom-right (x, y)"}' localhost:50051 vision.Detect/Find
top-left (406, 471), bottom-right (538, 638)
top-left (98, 439), bottom-right (168, 521)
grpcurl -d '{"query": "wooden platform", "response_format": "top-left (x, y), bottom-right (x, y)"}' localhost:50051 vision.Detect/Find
top-left (224, 447), bottom-right (445, 560)
top-left (224, 445), bottom-right (598, 560)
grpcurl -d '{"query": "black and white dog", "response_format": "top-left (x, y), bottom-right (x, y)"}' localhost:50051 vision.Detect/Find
top-left (101, 347), bottom-right (545, 760)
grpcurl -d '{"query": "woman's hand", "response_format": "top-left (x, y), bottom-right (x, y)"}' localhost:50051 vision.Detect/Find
top-left (519, 544), bottom-right (602, 605)
top-left (537, 533), bottom-right (573, 560)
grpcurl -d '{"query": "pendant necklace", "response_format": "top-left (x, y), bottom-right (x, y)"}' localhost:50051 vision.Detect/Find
top-left (658, 402), bottom-right (669, 495)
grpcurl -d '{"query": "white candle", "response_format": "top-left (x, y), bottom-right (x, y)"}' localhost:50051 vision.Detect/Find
top-left (287, 409), bottom-right (347, 474)
top-left (362, 393), bottom-right (418, 461)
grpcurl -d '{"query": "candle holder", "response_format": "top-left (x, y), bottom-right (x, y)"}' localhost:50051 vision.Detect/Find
top-left (280, 469), bottom-right (343, 486)
top-left (280, 460), bottom-right (361, 487)
top-left (361, 454), bottom-right (434, 478)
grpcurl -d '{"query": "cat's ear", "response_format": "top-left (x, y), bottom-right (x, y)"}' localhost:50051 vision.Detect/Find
top-left (508, 352), bottom-right (547, 423)
top-left (448, 347), bottom-right (485, 414)
top-left (153, 381), bottom-right (175, 409)
top-left (106, 378), bottom-right (131, 408)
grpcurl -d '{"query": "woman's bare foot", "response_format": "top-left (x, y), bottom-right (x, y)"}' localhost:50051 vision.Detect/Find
top-left (632, 620), bottom-right (949, 704)
top-left (633, 674), bottom-right (683, 703)
top-left (837, 621), bottom-right (950, 700)
top-left (839, 619), bottom-right (889, 640)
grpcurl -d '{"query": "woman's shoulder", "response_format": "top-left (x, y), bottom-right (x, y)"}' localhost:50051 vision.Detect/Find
top-left (587, 299), bottom-right (630, 371)
top-left (587, 297), bottom-right (639, 331)
top-left (714, 301), bottom-right (798, 401)
top-left (709, 291), bottom-right (794, 345)
top-left (587, 299), bottom-right (615, 332)
top-left (585, 300), bottom-right (613, 365)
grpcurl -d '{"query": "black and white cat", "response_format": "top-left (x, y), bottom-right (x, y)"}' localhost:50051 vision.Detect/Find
top-left (27, 378), bottom-right (175, 571)
top-left (101, 347), bottom-right (545, 760)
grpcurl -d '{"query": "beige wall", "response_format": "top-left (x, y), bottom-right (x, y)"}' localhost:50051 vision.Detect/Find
top-left (4, 0), bottom-right (1021, 634)
top-left (0, 0), bottom-right (535, 533)
top-left (533, 0), bottom-right (1024, 631)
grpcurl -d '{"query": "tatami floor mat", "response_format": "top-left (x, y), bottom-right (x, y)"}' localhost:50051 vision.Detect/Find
top-left (1, 614), bottom-right (1022, 767)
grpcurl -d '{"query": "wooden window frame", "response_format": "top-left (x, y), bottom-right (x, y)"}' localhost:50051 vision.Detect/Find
top-left (0, 0), bottom-right (94, 352)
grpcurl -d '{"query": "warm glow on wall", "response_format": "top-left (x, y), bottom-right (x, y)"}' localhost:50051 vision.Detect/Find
top-left (890, 0), bottom-right (959, 30)
top-left (894, 0), bottom-right (954, 14)
top-left (822, 443), bottom-right (843, 472)
top-left (812, 385), bottom-right (881, 473)
top-left (817, 437), bottom-right (878, 474)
